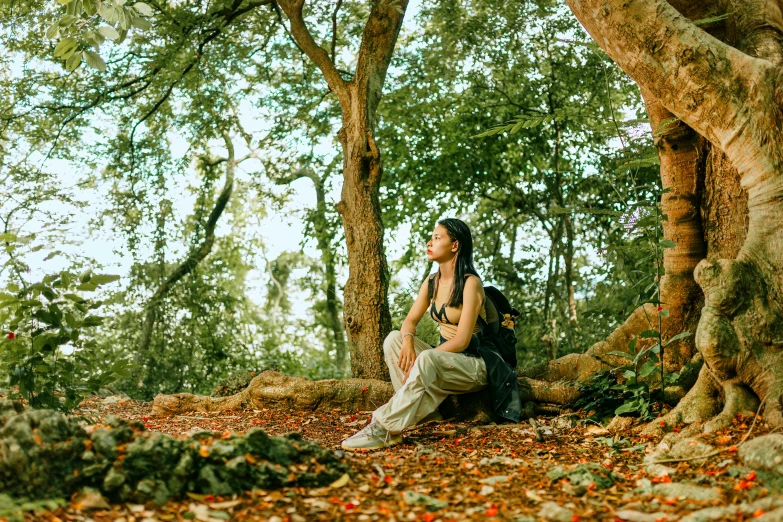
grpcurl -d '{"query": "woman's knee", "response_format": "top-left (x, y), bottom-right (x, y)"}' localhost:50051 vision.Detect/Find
top-left (383, 330), bottom-right (401, 356)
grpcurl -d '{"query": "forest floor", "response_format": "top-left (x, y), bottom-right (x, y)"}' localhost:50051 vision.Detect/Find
top-left (30, 397), bottom-right (782, 522)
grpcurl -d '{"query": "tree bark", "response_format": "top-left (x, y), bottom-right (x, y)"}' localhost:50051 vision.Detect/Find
top-left (277, 0), bottom-right (408, 380)
top-left (565, 0), bottom-right (783, 430)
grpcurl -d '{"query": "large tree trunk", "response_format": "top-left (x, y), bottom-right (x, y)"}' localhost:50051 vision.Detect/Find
top-left (337, 113), bottom-right (392, 380)
top-left (277, 0), bottom-right (408, 380)
top-left (564, 0), bottom-right (783, 431)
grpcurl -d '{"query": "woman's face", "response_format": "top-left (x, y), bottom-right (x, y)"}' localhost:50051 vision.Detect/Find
top-left (426, 225), bottom-right (457, 262)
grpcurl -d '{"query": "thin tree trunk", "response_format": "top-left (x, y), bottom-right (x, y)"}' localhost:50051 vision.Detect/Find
top-left (563, 214), bottom-right (577, 328)
top-left (274, 167), bottom-right (347, 369)
top-left (139, 130), bottom-right (236, 354)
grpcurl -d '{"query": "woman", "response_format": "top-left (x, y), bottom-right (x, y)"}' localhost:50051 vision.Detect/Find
top-left (342, 218), bottom-right (493, 451)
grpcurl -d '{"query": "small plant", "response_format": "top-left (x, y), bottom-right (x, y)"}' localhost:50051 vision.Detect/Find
top-left (0, 269), bottom-right (131, 411)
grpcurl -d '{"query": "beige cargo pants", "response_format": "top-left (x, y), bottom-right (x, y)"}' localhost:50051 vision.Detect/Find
top-left (372, 330), bottom-right (487, 433)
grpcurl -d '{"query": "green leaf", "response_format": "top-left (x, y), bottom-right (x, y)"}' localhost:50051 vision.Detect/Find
top-left (131, 16), bottom-right (152, 30)
top-left (77, 282), bottom-right (98, 291)
top-left (658, 239), bottom-right (677, 249)
top-left (46, 22), bottom-right (60, 39)
top-left (84, 0), bottom-right (99, 15)
top-left (43, 250), bottom-right (62, 261)
top-left (58, 14), bottom-right (79, 27)
top-left (81, 315), bottom-right (104, 327)
top-left (606, 350), bottom-right (634, 360)
top-left (64, 293), bottom-right (85, 303)
top-left (53, 37), bottom-right (78, 58)
top-left (64, 313), bottom-right (79, 329)
top-left (98, 26), bottom-right (121, 40)
top-left (83, 50), bottom-right (107, 71)
top-left (693, 13), bottom-right (731, 26)
top-left (615, 402), bottom-right (639, 415)
top-left (133, 2), bottom-right (154, 16)
top-left (638, 329), bottom-right (660, 339)
top-left (55, 0), bottom-right (74, 4)
top-left (639, 361), bottom-right (659, 378)
top-left (66, 51), bottom-right (83, 71)
top-left (659, 309), bottom-right (670, 318)
top-left (90, 274), bottom-right (121, 285)
top-left (100, 5), bottom-right (120, 24)
top-left (664, 331), bottom-right (693, 347)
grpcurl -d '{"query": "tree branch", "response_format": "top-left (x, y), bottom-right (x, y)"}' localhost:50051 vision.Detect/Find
top-left (331, 0), bottom-right (343, 64)
top-left (276, 0), bottom-right (348, 99)
top-left (352, 0), bottom-right (409, 123)
top-left (565, 0), bottom-right (776, 167)
top-left (138, 129), bottom-right (241, 354)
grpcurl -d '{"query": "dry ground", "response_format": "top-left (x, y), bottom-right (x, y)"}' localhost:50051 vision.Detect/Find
top-left (25, 397), bottom-right (782, 521)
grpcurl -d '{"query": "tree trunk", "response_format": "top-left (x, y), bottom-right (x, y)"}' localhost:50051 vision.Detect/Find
top-left (274, 168), bottom-right (348, 369)
top-left (337, 121), bottom-right (392, 380)
top-left (277, 0), bottom-right (408, 380)
top-left (564, 0), bottom-right (783, 431)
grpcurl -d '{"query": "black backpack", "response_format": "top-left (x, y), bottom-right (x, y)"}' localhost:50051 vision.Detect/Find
top-left (427, 274), bottom-right (520, 368)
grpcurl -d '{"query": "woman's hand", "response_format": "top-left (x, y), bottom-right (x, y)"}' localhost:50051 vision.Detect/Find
top-left (398, 339), bottom-right (417, 376)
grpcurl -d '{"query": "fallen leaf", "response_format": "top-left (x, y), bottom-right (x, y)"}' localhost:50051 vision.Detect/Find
top-left (208, 500), bottom-right (241, 510)
top-left (329, 472), bottom-right (351, 488)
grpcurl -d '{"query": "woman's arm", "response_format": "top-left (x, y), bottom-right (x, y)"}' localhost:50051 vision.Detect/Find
top-left (398, 278), bottom-right (433, 374)
top-left (435, 276), bottom-right (484, 353)
top-left (400, 278), bottom-right (431, 337)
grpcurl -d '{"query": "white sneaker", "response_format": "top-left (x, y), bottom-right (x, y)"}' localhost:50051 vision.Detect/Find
top-left (341, 420), bottom-right (402, 451)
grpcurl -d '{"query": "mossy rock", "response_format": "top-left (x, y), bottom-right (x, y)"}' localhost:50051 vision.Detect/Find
top-left (0, 400), bottom-right (348, 505)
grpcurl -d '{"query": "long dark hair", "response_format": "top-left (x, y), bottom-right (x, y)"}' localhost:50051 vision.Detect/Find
top-left (434, 218), bottom-right (480, 308)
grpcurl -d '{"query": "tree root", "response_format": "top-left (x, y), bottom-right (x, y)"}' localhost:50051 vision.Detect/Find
top-left (520, 305), bottom-right (658, 383)
top-left (152, 369), bottom-right (589, 419)
top-left (153, 371), bottom-right (394, 416)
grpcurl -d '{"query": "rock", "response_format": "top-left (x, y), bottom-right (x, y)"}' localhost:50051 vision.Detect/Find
top-left (679, 496), bottom-right (783, 522)
top-left (667, 438), bottom-right (715, 465)
top-left (607, 415), bottom-right (635, 434)
top-left (550, 415), bottom-right (579, 432)
top-left (537, 501), bottom-right (574, 522)
top-left (651, 482), bottom-right (723, 502)
top-left (615, 510), bottom-right (671, 522)
top-left (71, 488), bottom-right (111, 510)
top-left (402, 490), bottom-right (448, 510)
top-left (738, 434), bottom-right (783, 475)
top-left (479, 475), bottom-right (509, 485)
top-left (586, 425), bottom-right (610, 436)
top-left (757, 507), bottom-right (783, 522)
top-left (547, 463), bottom-right (615, 490)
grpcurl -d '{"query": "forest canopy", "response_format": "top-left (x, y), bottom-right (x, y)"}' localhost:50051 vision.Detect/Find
top-left (0, 0), bottom-right (659, 403)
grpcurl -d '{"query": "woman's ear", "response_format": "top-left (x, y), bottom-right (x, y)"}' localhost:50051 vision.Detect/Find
top-left (451, 241), bottom-right (459, 253)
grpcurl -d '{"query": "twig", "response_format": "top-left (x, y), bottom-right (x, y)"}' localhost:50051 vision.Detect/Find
top-left (530, 417), bottom-right (543, 442)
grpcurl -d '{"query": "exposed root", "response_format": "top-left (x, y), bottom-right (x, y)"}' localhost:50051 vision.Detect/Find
top-left (519, 305), bottom-right (657, 383)
top-left (641, 366), bottom-right (722, 437)
top-left (703, 379), bottom-right (760, 434)
top-left (153, 371), bottom-right (394, 416)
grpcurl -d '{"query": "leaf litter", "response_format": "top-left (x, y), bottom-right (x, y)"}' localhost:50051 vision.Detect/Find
top-left (16, 397), bottom-right (783, 521)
